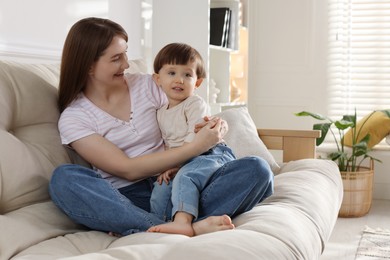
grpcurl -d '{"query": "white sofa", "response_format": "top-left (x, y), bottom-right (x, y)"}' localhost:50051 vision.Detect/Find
top-left (0, 60), bottom-right (343, 260)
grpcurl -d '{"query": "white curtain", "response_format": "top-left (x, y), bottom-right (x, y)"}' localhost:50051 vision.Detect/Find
top-left (327, 0), bottom-right (390, 146)
top-left (328, 0), bottom-right (390, 118)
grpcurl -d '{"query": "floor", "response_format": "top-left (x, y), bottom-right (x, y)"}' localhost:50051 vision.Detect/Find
top-left (320, 199), bottom-right (390, 260)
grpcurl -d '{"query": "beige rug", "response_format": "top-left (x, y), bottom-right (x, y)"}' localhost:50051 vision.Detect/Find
top-left (356, 227), bottom-right (390, 259)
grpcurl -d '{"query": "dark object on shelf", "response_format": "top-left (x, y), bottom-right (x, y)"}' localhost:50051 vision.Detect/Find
top-left (210, 7), bottom-right (231, 47)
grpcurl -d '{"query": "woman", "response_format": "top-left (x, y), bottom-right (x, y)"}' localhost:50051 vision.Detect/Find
top-left (49, 17), bottom-right (274, 236)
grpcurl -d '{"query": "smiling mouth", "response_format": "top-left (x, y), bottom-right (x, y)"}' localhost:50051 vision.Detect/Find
top-left (115, 70), bottom-right (125, 76)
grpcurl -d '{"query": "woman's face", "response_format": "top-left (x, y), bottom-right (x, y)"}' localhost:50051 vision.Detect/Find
top-left (88, 36), bottom-right (129, 89)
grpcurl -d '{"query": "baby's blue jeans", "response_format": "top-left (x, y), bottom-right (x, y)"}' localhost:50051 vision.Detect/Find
top-left (151, 144), bottom-right (237, 220)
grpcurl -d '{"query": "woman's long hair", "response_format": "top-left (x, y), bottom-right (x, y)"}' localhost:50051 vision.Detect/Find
top-left (58, 17), bottom-right (128, 112)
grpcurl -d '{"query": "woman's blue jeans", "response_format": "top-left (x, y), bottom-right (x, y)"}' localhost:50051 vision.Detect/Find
top-left (49, 155), bottom-right (274, 236)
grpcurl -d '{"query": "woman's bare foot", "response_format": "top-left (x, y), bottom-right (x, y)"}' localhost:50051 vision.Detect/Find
top-left (192, 215), bottom-right (235, 236)
top-left (147, 221), bottom-right (194, 237)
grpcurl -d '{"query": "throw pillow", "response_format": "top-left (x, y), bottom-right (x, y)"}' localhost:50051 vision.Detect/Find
top-left (344, 110), bottom-right (390, 148)
top-left (214, 107), bottom-right (280, 174)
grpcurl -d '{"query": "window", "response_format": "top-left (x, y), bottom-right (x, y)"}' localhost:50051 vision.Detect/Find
top-left (328, 0), bottom-right (390, 136)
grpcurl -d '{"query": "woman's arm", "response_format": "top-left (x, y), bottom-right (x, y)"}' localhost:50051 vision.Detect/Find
top-left (71, 118), bottom-right (223, 182)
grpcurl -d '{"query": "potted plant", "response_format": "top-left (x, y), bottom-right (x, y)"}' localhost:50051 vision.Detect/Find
top-left (295, 109), bottom-right (381, 217)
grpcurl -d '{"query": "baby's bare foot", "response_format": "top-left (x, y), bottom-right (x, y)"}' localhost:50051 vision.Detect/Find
top-left (147, 222), bottom-right (195, 237)
top-left (192, 215), bottom-right (235, 236)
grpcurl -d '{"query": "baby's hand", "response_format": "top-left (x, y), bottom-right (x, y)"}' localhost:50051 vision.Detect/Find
top-left (157, 167), bottom-right (179, 184)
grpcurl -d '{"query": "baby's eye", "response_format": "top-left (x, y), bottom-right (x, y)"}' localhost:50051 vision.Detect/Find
top-left (168, 71), bottom-right (175, 76)
top-left (186, 73), bottom-right (193, 78)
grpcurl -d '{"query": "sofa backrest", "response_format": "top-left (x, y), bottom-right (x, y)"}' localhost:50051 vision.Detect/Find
top-left (0, 59), bottom-right (147, 214)
top-left (0, 61), bottom-right (68, 214)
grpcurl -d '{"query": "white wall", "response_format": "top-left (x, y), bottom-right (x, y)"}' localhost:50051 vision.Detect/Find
top-left (0, 0), bottom-right (143, 62)
top-left (247, 0), bottom-right (328, 130)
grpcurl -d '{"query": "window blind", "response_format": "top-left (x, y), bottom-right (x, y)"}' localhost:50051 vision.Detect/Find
top-left (327, 0), bottom-right (390, 146)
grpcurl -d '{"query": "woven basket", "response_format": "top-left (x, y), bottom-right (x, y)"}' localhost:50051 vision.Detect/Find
top-left (339, 160), bottom-right (374, 217)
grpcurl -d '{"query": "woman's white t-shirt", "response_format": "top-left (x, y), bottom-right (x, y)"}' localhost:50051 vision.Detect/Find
top-left (58, 73), bottom-right (167, 189)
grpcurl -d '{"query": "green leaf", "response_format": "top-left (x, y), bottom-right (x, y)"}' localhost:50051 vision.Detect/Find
top-left (295, 109), bottom-right (383, 171)
top-left (342, 114), bottom-right (356, 125)
top-left (352, 135), bottom-right (371, 159)
top-left (360, 133), bottom-right (370, 143)
top-left (313, 123), bottom-right (331, 146)
top-left (334, 119), bottom-right (354, 130)
top-left (330, 151), bottom-right (348, 161)
top-left (370, 156), bottom-right (383, 164)
top-left (342, 115), bottom-right (356, 123)
top-left (362, 155), bottom-right (382, 164)
top-left (329, 151), bottom-right (342, 160)
top-left (295, 111), bottom-right (327, 120)
top-left (329, 152), bottom-right (348, 171)
top-left (354, 149), bottom-right (367, 157)
top-left (381, 109), bottom-right (390, 118)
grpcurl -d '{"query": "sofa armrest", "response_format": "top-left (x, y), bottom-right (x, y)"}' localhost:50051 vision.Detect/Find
top-left (257, 129), bottom-right (321, 162)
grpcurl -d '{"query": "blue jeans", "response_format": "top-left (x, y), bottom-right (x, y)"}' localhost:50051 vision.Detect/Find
top-left (150, 144), bottom-right (237, 221)
top-left (49, 155), bottom-right (274, 236)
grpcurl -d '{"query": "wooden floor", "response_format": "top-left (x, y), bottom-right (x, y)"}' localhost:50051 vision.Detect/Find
top-left (320, 199), bottom-right (390, 260)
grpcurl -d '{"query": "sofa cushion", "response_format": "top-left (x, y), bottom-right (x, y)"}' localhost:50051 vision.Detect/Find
top-left (0, 201), bottom-right (84, 260)
top-left (215, 107), bottom-right (280, 174)
top-left (0, 61), bottom-right (71, 214)
top-left (343, 110), bottom-right (390, 148)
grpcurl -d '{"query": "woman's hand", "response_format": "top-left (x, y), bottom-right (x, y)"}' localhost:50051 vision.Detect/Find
top-left (191, 118), bottom-right (223, 152)
top-left (194, 116), bottom-right (229, 138)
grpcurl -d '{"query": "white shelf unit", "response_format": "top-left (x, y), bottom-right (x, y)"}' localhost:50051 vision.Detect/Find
top-left (209, 47), bottom-right (231, 104)
top-left (151, 0), bottom-right (246, 114)
top-left (210, 0), bottom-right (240, 51)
